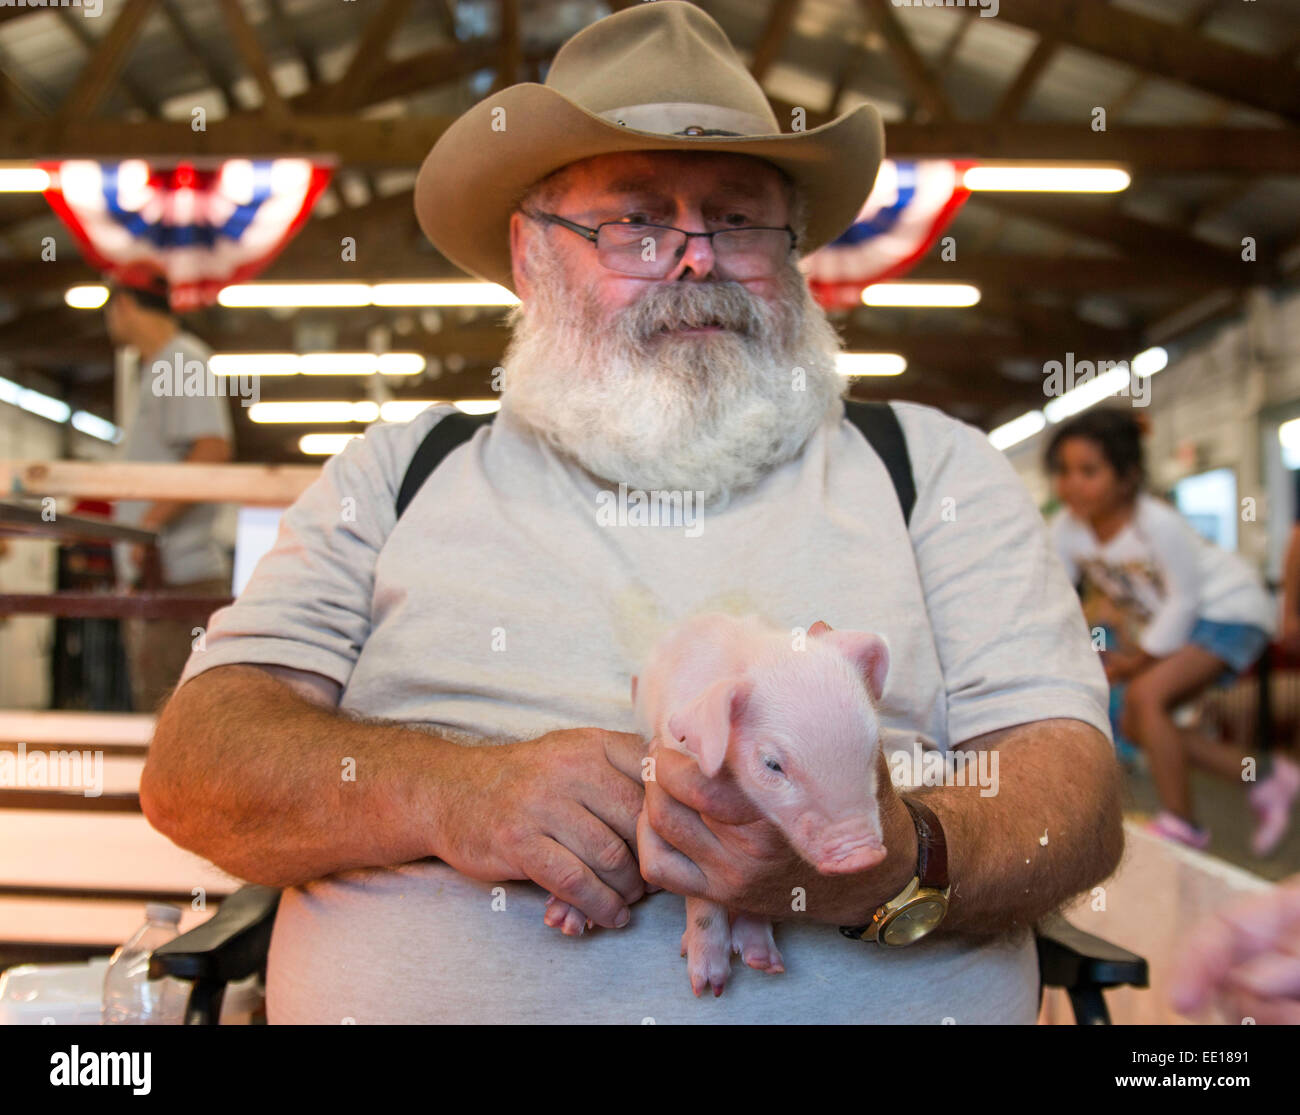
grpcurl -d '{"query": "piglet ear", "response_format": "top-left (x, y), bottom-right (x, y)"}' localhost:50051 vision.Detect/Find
top-left (667, 677), bottom-right (751, 778)
top-left (813, 629), bottom-right (891, 703)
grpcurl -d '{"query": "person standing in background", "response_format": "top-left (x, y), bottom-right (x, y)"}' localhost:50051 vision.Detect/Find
top-left (1047, 407), bottom-right (1281, 851)
top-left (103, 272), bottom-right (234, 712)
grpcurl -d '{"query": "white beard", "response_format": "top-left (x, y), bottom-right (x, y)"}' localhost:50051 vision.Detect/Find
top-left (498, 233), bottom-right (847, 506)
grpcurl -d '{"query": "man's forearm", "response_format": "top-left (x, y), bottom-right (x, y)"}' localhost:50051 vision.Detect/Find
top-left (140, 664), bottom-right (464, 888)
top-left (914, 719), bottom-right (1124, 936)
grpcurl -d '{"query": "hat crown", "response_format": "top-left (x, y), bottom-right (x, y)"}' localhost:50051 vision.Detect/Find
top-left (544, 1), bottom-right (780, 133)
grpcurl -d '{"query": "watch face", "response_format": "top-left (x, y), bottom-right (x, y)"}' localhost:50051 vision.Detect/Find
top-left (881, 898), bottom-right (947, 946)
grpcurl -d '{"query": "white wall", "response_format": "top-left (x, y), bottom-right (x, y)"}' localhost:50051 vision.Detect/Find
top-left (1003, 286), bottom-right (1300, 582)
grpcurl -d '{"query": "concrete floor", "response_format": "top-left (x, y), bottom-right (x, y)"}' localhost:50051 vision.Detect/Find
top-left (1123, 763), bottom-right (1300, 882)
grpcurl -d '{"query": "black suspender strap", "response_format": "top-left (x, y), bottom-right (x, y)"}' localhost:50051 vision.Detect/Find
top-left (844, 399), bottom-right (916, 527)
top-left (394, 400), bottom-right (917, 527)
top-left (394, 409), bottom-right (495, 518)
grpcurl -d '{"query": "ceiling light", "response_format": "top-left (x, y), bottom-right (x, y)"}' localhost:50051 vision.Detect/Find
top-left (299, 433), bottom-right (363, 456)
top-left (988, 410), bottom-right (1046, 451)
top-left (0, 167), bottom-right (51, 192)
top-left (372, 282), bottom-right (518, 306)
top-left (1043, 366), bottom-right (1131, 422)
top-left (836, 353), bottom-right (907, 377)
top-left (65, 285), bottom-right (110, 309)
top-left (249, 401), bottom-right (380, 424)
top-left (218, 283), bottom-right (373, 307)
top-left (861, 283), bottom-right (980, 308)
top-left (72, 410), bottom-right (121, 441)
top-left (1131, 346), bottom-right (1168, 377)
top-left (963, 167), bottom-right (1131, 193)
top-left (210, 353), bottom-right (301, 376)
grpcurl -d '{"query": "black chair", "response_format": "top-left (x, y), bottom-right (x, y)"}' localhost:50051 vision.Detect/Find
top-left (152, 884), bottom-right (1149, 1025)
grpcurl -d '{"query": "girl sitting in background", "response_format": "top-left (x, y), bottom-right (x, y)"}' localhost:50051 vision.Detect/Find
top-left (1046, 407), bottom-right (1287, 852)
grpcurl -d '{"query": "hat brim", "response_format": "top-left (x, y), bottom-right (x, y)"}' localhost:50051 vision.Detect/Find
top-left (414, 83), bottom-right (884, 293)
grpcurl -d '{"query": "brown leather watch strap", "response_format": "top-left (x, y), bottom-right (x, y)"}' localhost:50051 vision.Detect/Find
top-left (901, 796), bottom-right (948, 890)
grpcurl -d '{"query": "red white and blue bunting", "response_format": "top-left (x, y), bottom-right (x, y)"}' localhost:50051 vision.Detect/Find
top-left (43, 159), bottom-right (332, 312)
top-left (801, 158), bottom-right (975, 310)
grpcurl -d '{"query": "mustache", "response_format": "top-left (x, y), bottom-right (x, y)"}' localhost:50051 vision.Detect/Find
top-left (617, 280), bottom-right (770, 342)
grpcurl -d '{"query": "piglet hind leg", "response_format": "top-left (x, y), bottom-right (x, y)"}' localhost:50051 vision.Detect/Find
top-left (729, 914), bottom-right (785, 974)
top-left (681, 896), bottom-right (734, 997)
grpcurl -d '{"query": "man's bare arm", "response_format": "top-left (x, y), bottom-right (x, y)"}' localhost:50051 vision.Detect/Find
top-left (139, 662), bottom-right (650, 925)
top-left (925, 718), bottom-right (1125, 935)
top-left (139, 663), bottom-right (457, 888)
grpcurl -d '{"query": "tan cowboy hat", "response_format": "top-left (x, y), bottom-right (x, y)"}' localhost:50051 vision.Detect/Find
top-left (414, 0), bottom-right (884, 294)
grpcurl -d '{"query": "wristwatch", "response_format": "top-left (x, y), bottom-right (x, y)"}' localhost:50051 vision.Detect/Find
top-left (839, 796), bottom-right (950, 947)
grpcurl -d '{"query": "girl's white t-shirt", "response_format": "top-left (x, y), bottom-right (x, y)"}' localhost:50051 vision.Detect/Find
top-left (1050, 492), bottom-right (1275, 657)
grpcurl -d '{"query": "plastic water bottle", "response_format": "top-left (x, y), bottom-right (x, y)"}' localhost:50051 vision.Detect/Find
top-left (101, 903), bottom-right (189, 1025)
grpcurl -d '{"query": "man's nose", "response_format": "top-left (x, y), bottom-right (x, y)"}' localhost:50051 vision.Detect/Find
top-left (668, 231), bottom-right (717, 280)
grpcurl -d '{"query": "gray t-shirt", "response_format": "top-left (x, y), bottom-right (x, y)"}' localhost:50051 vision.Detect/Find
top-left (114, 330), bottom-right (234, 587)
top-left (178, 398), bottom-right (1112, 1024)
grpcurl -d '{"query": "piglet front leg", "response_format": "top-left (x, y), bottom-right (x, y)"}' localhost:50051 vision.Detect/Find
top-left (681, 896), bottom-right (734, 997)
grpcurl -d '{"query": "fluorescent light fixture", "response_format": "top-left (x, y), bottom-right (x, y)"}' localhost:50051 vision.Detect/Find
top-left (963, 167), bottom-right (1131, 193)
top-left (218, 283), bottom-right (373, 308)
top-left (861, 283), bottom-right (980, 308)
top-left (371, 282), bottom-right (519, 307)
top-left (0, 167), bottom-right (51, 192)
top-left (836, 352), bottom-right (907, 377)
top-left (376, 352), bottom-right (425, 375)
top-left (71, 410), bottom-right (121, 441)
top-left (65, 285), bottom-right (110, 309)
top-left (453, 399), bottom-right (502, 415)
top-left (988, 410), bottom-right (1047, 451)
top-left (298, 353), bottom-right (378, 375)
top-left (210, 352), bottom-right (425, 376)
top-left (1132, 346), bottom-right (1168, 377)
top-left (249, 401), bottom-right (381, 424)
top-left (0, 375), bottom-right (71, 423)
top-left (1280, 419), bottom-right (1300, 469)
top-left (210, 353), bottom-right (301, 376)
top-left (1043, 366), bottom-right (1131, 423)
top-left (214, 282), bottom-right (517, 308)
top-left (378, 400), bottom-right (437, 423)
top-left (299, 433), bottom-right (363, 456)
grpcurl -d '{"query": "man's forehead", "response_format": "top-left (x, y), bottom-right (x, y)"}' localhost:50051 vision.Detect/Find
top-left (557, 151), bottom-right (787, 199)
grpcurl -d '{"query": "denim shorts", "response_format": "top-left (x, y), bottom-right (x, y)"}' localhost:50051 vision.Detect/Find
top-left (1188, 617), bottom-right (1270, 676)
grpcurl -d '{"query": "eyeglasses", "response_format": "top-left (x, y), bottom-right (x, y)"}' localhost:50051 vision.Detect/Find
top-left (522, 210), bottom-right (797, 280)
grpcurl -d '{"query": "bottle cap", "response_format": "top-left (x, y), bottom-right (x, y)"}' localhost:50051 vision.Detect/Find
top-left (145, 903), bottom-right (182, 925)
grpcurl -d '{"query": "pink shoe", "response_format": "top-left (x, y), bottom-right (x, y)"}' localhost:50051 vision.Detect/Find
top-left (1249, 756), bottom-right (1300, 856)
top-left (1144, 811), bottom-right (1211, 850)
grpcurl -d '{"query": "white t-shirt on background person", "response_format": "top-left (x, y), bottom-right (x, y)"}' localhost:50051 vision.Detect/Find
top-left (177, 399), bottom-right (1112, 1024)
top-left (1049, 492), bottom-right (1275, 658)
top-left (113, 330), bottom-right (234, 587)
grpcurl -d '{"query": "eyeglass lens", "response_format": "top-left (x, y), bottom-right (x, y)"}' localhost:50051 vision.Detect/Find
top-left (596, 224), bottom-right (791, 279)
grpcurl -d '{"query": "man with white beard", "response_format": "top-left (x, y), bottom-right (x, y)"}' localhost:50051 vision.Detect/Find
top-left (141, 2), bottom-right (1121, 1023)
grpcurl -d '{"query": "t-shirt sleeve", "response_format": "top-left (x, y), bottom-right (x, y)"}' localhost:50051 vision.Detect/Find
top-left (176, 408), bottom-right (452, 690)
top-left (893, 403), bottom-right (1112, 748)
top-left (1047, 511), bottom-right (1080, 588)
top-left (159, 349), bottom-right (234, 449)
top-left (1135, 497), bottom-right (1202, 658)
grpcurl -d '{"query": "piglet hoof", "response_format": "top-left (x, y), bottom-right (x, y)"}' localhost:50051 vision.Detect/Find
top-left (731, 915), bottom-right (785, 975)
top-left (543, 895), bottom-right (592, 936)
top-left (681, 904), bottom-right (733, 997)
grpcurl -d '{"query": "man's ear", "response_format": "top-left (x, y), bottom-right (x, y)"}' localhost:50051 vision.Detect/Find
top-left (666, 677), bottom-right (751, 778)
top-left (509, 210), bottom-right (532, 302)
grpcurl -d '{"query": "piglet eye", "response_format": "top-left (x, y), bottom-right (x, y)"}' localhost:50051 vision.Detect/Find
top-left (764, 757), bottom-right (783, 773)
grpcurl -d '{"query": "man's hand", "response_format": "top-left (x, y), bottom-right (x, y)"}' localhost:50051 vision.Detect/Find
top-left (432, 727), bottom-right (650, 929)
top-left (636, 740), bottom-right (916, 925)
